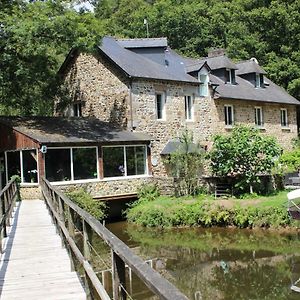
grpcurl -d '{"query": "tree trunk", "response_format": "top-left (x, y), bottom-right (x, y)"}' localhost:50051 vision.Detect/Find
top-left (250, 185), bottom-right (253, 194)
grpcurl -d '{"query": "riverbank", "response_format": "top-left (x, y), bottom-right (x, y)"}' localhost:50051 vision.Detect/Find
top-left (126, 190), bottom-right (298, 229)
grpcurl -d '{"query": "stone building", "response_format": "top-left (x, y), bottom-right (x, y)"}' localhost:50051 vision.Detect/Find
top-left (57, 36), bottom-right (300, 177)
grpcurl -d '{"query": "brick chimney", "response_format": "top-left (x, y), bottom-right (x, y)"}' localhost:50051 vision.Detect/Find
top-left (208, 48), bottom-right (226, 57)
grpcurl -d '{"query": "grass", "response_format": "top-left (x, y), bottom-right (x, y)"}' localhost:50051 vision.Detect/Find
top-left (126, 190), bottom-right (295, 229)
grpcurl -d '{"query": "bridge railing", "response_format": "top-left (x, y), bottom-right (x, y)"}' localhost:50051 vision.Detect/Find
top-left (40, 177), bottom-right (188, 300)
top-left (0, 177), bottom-right (19, 253)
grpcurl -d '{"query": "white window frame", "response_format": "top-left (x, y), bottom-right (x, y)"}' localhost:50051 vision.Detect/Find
top-left (224, 105), bottom-right (234, 127)
top-left (184, 95), bottom-right (194, 121)
top-left (280, 108), bottom-right (288, 128)
top-left (102, 145), bottom-right (149, 180)
top-left (5, 149), bottom-right (39, 186)
top-left (254, 106), bottom-right (264, 127)
top-left (255, 73), bottom-right (261, 88)
top-left (199, 69), bottom-right (209, 97)
top-left (45, 146), bottom-right (99, 184)
top-left (226, 69), bottom-right (235, 84)
top-left (155, 92), bottom-right (166, 120)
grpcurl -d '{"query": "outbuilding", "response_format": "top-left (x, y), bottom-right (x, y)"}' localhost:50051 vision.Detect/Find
top-left (0, 116), bottom-right (152, 196)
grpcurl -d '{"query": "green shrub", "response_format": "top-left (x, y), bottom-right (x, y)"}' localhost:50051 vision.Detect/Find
top-left (137, 183), bottom-right (160, 202)
top-left (66, 188), bottom-right (106, 220)
top-left (126, 197), bottom-right (293, 229)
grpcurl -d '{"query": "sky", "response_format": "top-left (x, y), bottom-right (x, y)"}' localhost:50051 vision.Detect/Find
top-left (72, 0), bottom-right (94, 12)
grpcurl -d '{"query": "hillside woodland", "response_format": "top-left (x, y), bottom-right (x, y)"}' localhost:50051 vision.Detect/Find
top-left (1, 0), bottom-right (300, 115)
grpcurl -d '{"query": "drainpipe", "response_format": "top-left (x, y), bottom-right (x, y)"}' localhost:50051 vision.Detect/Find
top-left (128, 78), bottom-right (134, 131)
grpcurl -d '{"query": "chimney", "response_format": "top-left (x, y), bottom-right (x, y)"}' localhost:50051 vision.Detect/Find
top-left (208, 48), bottom-right (226, 57)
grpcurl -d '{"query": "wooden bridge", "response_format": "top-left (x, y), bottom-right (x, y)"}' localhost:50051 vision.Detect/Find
top-left (0, 178), bottom-right (188, 300)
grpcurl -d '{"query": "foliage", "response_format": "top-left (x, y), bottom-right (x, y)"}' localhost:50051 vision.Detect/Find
top-left (126, 191), bottom-right (294, 228)
top-left (164, 129), bottom-right (204, 196)
top-left (137, 183), bottom-right (160, 202)
top-left (280, 148), bottom-right (300, 175)
top-left (209, 126), bottom-right (282, 193)
top-left (66, 188), bottom-right (106, 220)
top-left (0, 0), bottom-right (103, 115)
top-left (1, 0), bottom-right (300, 115)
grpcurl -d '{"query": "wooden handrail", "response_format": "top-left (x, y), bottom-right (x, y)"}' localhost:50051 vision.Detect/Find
top-left (41, 177), bottom-right (189, 300)
top-left (0, 177), bottom-right (19, 253)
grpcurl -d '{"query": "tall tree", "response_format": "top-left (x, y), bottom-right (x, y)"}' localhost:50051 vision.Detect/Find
top-left (0, 0), bottom-right (103, 115)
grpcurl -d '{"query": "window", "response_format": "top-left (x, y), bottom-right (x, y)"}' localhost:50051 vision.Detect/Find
top-left (6, 151), bottom-right (21, 181)
top-left (156, 93), bottom-right (166, 120)
top-left (45, 147), bottom-right (98, 182)
top-left (184, 95), bottom-right (193, 121)
top-left (226, 69), bottom-right (236, 84)
top-left (199, 74), bottom-right (209, 97)
top-left (280, 108), bottom-right (288, 127)
top-left (103, 145), bottom-right (147, 178)
top-left (45, 149), bottom-right (71, 182)
top-left (73, 148), bottom-right (97, 180)
top-left (255, 73), bottom-right (261, 88)
top-left (73, 102), bottom-right (82, 117)
top-left (254, 107), bottom-right (264, 127)
top-left (22, 150), bottom-right (38, 183)
top-left (5, 150), bottom-right (38, 184)
top-left (224, 105), bottom-right (234, 126)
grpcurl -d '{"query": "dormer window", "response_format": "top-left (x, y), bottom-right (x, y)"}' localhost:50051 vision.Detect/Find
top-left (255, 73), bottom-right (264, 88)
top-left (226, 69), bottom-right (236, 84)
top-left (199, 69), bottom-right (209, 97)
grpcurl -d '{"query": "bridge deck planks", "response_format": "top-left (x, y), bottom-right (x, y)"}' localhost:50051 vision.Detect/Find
top-left (0, 200), bottom-right (86, 300)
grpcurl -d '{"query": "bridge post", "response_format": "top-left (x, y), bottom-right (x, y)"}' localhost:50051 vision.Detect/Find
top-left (67, 207), bottom-right (76, 271)
top-left (0, 200), bottom-right (3, 253)
top-left (83, 219), bottom-right (93, 299)
top-left (112, 250), bottom-right (126, 300)
top-left (1, 195), bottom-right (7, 238)
top-left (3, 192), bottom-right (10, 227)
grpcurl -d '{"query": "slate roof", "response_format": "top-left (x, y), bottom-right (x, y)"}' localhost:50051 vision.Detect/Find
top-left (236, 60), bottom-right (267, 75)
top-left (160, 139), bottom-right (202, 155)
top-left (65, 36), bottom-right (299, 106)
top-left (210, 74), bottom-right (299, 105)
top-left (0, 116), bottom-right (152, 145)
top-left (117, 38), bottom-right (168, 48)
top-left (97, 37), bottom-right (198, 83)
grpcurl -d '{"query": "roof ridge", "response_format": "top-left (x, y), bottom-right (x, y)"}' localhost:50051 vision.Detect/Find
top-left (117, 37), bottom-right (167, 41)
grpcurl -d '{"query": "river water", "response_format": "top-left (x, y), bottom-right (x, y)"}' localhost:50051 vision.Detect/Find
top-left (106, 222), bottom-right (300, 300)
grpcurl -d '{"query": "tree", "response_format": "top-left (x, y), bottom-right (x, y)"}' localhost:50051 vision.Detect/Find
top-left (279, 138), bottom-right (300, 176)
top-left (0, 0), bottom-right (103, 115)
top-left (209, 126), bottom-right (282, 194)
top-left (164, 129), bottom-right (204, 196)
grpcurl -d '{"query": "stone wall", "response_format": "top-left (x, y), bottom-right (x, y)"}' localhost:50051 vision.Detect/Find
top-left (131, 80), bottom-right (213, 176)
top-left (57, 53), bottom-right (298, 178)
top-left (212, 99), bottom-right (297, 150)
top-left (20, 186), bottom-right (42, 200)
top-left (58, 53), bottom-right (129, 128)
top-left (56, 177), bottom-right (154, 198)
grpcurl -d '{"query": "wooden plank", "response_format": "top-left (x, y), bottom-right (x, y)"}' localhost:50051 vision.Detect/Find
top-left (0, 200), bottom-right (86, 300)
top-left (42, 177), bottom-right (189, 300)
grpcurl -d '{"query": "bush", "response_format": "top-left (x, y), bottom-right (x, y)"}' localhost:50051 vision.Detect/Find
top-left (137, 183), bottom-right (160, 202)
top-left (66, 188), bottom-right (106, 220)
top-left (126, 198), bottom-right (293, 229)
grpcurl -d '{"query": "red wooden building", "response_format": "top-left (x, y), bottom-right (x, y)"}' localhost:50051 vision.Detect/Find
top-left (0, 116), bottom-right (152, 190)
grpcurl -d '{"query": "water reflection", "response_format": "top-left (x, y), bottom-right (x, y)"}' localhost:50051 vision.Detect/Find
top-left (107, 222), bottom-right (300, 300)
